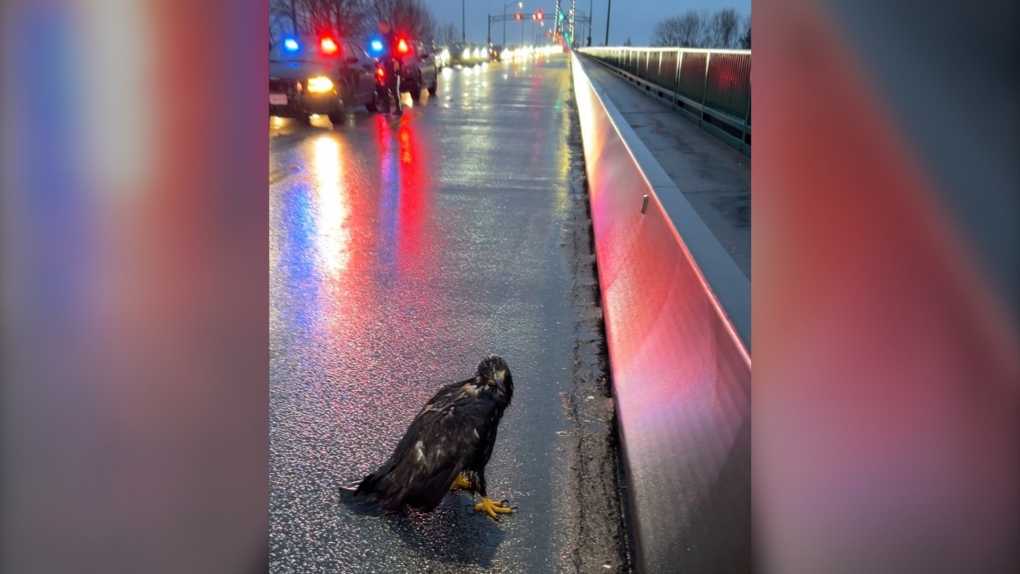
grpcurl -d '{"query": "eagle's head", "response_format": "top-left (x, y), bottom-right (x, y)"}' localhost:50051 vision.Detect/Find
top-left (476, 354), bottom-right (513, 405)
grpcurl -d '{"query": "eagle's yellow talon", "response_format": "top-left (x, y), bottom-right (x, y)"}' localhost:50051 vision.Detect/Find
top-left (474, 496), bottom-right (513, 519)
top-left (450, 474), bottom-right (472, 491)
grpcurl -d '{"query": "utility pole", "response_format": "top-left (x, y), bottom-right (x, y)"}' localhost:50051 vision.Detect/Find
top-left (504, 2), bottom-right (522, 46)
top-left (290, 0), bottom-right (297, 34)
top-left (569, 0), bottom-right (576, 48)
top-left (462, 0), bottom-right (466, 42)
top-left (588, 0), bottom-right (593, 46)
top-left (605, 0), bottom-right (611, 45)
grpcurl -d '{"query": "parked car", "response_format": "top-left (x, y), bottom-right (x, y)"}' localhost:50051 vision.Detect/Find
top-left (269, 35), bottom-right (381, 124)
top-left (374, 37), bottom-right (439, 110)
top-left (450, 42), bottom-right (474, 66)
top-left (451, 42), bottom-right (491, 66)
top-left (473, 43), bottom-right (488, 62)
top-left (432, 42), bottom-right (451, 70)
top-left (405, 40), bottom-right (439, 100)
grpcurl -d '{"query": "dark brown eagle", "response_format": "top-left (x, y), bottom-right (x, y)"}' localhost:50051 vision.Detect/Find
top-left (341, 355), bottom-right (514, 519)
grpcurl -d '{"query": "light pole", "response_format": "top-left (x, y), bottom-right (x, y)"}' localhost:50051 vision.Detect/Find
top-left (605, 0), bottom-right (611, 45)
top-left (503, 1), bottom-right (522, 46)
top-left (462, 0), bottom-right (466, 42)
top-left (588, 0), bottom-right (593, 46)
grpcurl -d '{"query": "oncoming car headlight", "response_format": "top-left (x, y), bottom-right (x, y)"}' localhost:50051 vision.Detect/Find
top-left (306, 76), bottom-right (334, 93)
top-left (462, 48), bottom-right (470, 59)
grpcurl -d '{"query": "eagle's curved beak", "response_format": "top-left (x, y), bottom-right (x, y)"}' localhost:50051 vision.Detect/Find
top-left (492, 371), bottom-right (505, 386)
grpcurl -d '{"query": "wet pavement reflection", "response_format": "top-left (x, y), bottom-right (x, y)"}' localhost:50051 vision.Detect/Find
top-left (270, 53), bottom-right (584, 573)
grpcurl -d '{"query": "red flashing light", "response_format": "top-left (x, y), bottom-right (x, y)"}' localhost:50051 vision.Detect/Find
top-left (376, 66), bottom-right (386, 79)
top-left (397, 38), bottom-right (409, 54)
top-left (514, 13), bottom-right (522, 21)
top-left (536, 9), bottom-right (544, 21)
top-left (320, 37), bottom-right (338, 54)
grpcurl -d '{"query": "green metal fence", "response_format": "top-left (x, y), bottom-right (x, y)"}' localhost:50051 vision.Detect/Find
top-left (578, 47), bottom-right (751, 155)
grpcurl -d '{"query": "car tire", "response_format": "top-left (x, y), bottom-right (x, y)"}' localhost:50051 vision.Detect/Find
top-left (409, 74), bottom-right (422, 101)
top-left (428, 74), bottom-right (437, 96)
top-left (327, 85), bottom-right (347, 125)
top-left (376, 84), bottom-right (390, 113)
top-left (327, 101), bottom-right (344, 125)
top-left (366, 88), bottom-right (381, 113)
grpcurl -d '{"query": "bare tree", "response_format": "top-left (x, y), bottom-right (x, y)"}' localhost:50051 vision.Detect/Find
top-left (270, 0), bottom-right (374, 41)
top-left (651, 8), bottom-right (748, 49)
top-left (651, 10), bottom-right (706, 48)
top-left (706, 7), bottom-right (740, 49)
top-left (651, 15), bottom-right (683, 47)
top-left (268, 0), bottom-right (440, 46)
top-left (738, 14), bottom-right (751, 49)
top-left (370, 0), bottom-right (438, 43)
top-left (269, 0), bottom-right (297, 47)
top-left (436, 22), bottom-right (459, 46)
top-left (296, 0), bottom-right (374, 40)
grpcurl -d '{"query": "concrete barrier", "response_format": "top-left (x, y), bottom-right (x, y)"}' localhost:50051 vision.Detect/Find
top-left (571, 53), bottom-right (752, 573)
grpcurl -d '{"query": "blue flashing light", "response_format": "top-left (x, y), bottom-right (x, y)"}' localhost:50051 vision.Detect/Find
top-left (370, 39), bottom-right (383, 53)
top-left (284, 38), bottom-right (299, 51)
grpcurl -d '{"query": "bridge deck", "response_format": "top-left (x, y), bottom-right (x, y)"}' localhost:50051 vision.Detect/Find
top-left (581, 59), bottom-right (751, 278)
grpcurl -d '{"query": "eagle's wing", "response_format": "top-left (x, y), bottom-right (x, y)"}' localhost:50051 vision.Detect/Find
top-left (356, 379), bottom-right (496, 511)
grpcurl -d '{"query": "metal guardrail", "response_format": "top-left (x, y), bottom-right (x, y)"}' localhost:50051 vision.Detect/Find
top-left (578, 47), bottom-right (751, 156)
top-left (572, 53), bottom-right (751, 573)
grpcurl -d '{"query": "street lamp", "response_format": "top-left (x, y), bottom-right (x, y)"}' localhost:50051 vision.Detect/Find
top-left (605, 0), bottom-right (612, 45)
top-left (503, 1), bottom-right (522, 46)
top-left (588, 0), bottom-right (593, 46)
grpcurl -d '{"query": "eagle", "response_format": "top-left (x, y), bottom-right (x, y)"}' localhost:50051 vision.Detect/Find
top-left (342, 354), bottom-right (515, 519)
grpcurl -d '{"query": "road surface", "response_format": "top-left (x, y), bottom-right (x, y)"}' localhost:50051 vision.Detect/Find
top-left (270, 53), bottom-right (629, 573)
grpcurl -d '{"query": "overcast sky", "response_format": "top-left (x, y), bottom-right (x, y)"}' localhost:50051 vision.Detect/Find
top-left (422, 0), bottom-right (751, 46)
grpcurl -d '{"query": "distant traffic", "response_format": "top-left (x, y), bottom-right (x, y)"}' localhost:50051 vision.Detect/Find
top-left (270, 29), bottom-right (563, 126)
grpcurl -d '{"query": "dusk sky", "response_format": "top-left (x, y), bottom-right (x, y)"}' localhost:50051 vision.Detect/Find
top-left (423, 0), bottom-right (751, 46)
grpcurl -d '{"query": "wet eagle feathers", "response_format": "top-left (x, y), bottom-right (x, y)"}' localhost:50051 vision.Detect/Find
top-left (344, 355), bottom-right (513, 514)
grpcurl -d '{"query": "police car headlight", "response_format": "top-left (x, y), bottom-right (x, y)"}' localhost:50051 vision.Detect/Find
top-left (307, 76), bottom-right (334, 93)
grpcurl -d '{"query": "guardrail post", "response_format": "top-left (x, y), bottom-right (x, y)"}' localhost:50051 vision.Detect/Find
top-left (701, 52), bottom-right (711, 126)
top-left (741, 68), bottom-right (751, 150)
top-left (656, 51), bottom-right (662, 91)
top-left (672, 48), bottom-right (683, 110)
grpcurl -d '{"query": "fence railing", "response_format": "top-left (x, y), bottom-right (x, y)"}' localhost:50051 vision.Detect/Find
top-left (577, 47), bottom-right (751, 155)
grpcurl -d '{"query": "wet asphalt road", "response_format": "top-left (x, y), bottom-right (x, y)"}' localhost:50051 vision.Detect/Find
top-left (270, 54), bottom-right (624, 573)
